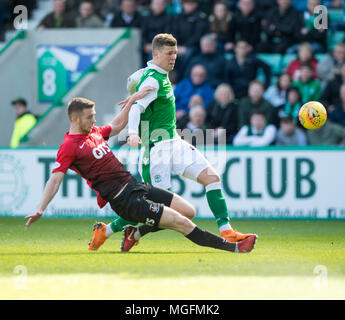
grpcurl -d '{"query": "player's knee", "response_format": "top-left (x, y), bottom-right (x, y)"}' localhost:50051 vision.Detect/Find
top-left (175, 215), bottom-right (194, 233)
top-left (184, 204), bottom-right (196, 220)
top-left (198, 167), bottom-right (221, 185)
top-left (171, 194), bottom-right (195, 220)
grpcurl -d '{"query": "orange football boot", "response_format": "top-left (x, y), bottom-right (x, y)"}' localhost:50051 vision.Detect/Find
top-left (88, 222), bottom-right (108, 251)
top-left (220, 229), bottom-right (254, 242)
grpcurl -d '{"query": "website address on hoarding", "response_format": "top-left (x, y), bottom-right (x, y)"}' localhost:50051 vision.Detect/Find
top-left (229, 207), bottom-right (319, 219)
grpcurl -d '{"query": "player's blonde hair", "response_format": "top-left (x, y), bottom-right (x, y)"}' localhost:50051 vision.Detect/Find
top-left (152, 33), bottom-right (177, 51)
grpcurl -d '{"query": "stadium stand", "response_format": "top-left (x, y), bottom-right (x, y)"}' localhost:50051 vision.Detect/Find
top-left (1, 0), bottom-right (345, 147)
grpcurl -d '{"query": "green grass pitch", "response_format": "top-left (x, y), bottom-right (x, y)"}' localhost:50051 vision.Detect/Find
top-left (0, 218), bottom-right (344, 299)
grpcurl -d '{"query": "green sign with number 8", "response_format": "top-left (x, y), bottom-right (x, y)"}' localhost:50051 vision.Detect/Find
top-left (38, 50), bottom-right (68, 102)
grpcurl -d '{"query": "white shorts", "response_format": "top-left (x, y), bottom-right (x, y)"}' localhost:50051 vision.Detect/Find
top-left (138, 138), bottom-right (210, 189)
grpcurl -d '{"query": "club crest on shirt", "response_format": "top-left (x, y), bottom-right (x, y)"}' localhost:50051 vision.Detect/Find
top-left (149, 203), bottom-right (160, 214)
top-left (154, 175), bottom-right (162, 183)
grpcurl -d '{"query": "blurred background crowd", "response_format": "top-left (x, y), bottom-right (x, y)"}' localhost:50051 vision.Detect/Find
top-left (2, 0), bottom-right (345, 147)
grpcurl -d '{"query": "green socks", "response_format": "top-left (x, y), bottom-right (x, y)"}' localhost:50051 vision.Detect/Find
top-left (205, 182), bottom-right (231, 229)
top-left (109, 217), bottom-right (137, 233)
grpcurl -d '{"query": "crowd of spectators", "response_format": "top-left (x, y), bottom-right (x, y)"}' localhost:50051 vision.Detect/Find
top-left (3, 0), bottom-right (345, 147)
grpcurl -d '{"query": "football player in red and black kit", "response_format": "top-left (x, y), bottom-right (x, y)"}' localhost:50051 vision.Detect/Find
top-left (25, 94), bottom-right (256, 254)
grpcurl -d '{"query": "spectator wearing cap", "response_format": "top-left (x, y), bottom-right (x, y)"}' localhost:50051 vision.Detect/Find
top-left (226, 40), bottom-right (271, 99)
top-left (276, 115), bottom-right (307, 145)
top-left (233, 110), bottom-right (277, 146)
top-left (185, 34), bottom-right (226, 88)
top-left (76, 1), bottom-right (104, 28)
top-left (110, 0), bottom-right (142, 28)
top-left (37, 0), bottom-right (76, 29)
top-left (10, 98), bottom-right (37, 149)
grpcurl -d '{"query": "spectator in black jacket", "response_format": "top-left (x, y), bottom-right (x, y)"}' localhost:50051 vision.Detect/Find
top-left (260, 0), bottom-right (303, 54)
top-left (208, 1), bottom-right (234, 52)
top-left (110, 0), bottom-right (141, 28)
top-left (228, 0), bottom-right (262, 52)
top-left (141, 0), bottom-right (172, 65)
top-left (329, 83), bottom-right (345, 127)
top-left (237, 80), bottom-right (277, 128)
top-left (172, 0), bottom-right (209, 79)
top-left (206, 83), bottom-right (239, 144)
top-left (185, 34), bottom-right (226, 88)
top-left (321, 63), bottom-right (345, 111)
top-left (289, 0), bottom-right (328, 54)
top-left (226, 40), bottom-right (271, 98)
top-left (37, 0), bottom-right (76, 29)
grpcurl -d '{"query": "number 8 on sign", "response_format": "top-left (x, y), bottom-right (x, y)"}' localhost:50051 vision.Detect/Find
top-left (42, 68), bottom-right (56, 97)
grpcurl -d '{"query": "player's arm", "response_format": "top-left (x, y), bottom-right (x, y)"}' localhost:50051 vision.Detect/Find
top-left (25, 171), bottom-right (65, 227)
top-left (108, 86), bottom-right (156, 137)
top-left (127, 77), bottom-right (159, 148)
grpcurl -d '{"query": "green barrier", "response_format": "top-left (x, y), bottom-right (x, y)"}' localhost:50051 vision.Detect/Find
top-left (0, 30), bottom-right (26, 56)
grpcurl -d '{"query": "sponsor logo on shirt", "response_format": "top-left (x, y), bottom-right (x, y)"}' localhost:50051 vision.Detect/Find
top-left (154, 175), bottom-right (162, 183)
top-left (92, 142), bottom-right (111, 159)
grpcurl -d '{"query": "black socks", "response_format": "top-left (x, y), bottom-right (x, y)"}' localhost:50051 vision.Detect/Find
top-left (185, 226), bottom-right (237, 252)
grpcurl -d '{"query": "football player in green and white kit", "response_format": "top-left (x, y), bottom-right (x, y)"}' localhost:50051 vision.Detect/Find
top-left (106, 34), bottom-right (256, 251)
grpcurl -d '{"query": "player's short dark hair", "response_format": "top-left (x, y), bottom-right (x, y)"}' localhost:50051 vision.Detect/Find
top-left (152, 33), bottom-right (177, 51)
top-left (67, 97), bottom-right (95, 119)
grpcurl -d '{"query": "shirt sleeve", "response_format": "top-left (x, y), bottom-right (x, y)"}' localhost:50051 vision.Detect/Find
top-left (134, 76), bottom-right (159, 110)
top-left (127, 104), bottom-right (143, 135)
top-left (52, 142), bottom-right (75, 174)
top-left (99, 124), bottom-right (112, 140)
top-left (127, 68), bottom-right (146, 95)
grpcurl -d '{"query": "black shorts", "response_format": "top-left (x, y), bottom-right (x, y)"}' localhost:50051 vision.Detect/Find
top-left (108, 178), bottom-right (174, 227)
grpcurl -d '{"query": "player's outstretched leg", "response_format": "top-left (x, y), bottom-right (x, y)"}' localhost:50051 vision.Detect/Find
top-left (197, 167), bottom-right (255, 242)
top-left (120, 192), bottom-right (196, 252)
top-left (122, 206), bottom-right (257, 253)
